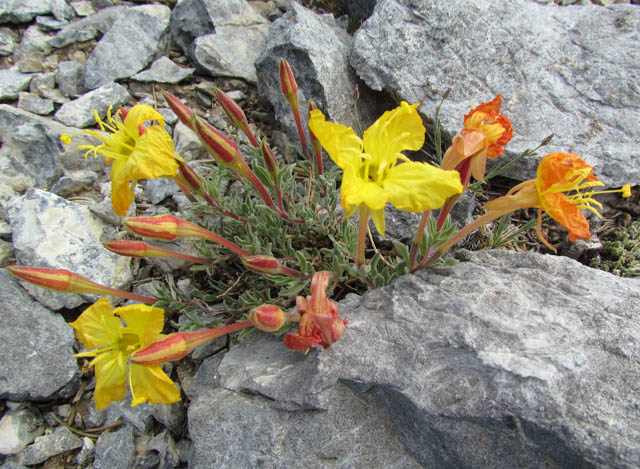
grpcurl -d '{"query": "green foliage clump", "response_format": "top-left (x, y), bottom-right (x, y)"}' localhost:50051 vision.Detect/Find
top-left (590, 220), bottom-right (640, 277)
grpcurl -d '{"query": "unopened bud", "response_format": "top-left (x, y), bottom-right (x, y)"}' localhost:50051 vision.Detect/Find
top-left (192, 115), bottom-right (241, 166)
top-left (215, 88), bottom-right (260, 148)
top-left (540, 134), bottom-right (554, 147)
top-left (130, 321), bottom-right (252, 365)
top-left (241, 255), bottom-right (306, 278)
top-left (6, 266), bottom-right (154, 303)
top-left (177, 160), bottom-right (205, 194)
top-left (104, 240), bottom-right (210, 263)
top-left (249, 304), bottom-right (286, 332)
top-left (164, 92), bottom-right (193, 128)
top-left (260, 140), bottom-right (278, 176)
top-left (279, 58), bottom-right (298, 108)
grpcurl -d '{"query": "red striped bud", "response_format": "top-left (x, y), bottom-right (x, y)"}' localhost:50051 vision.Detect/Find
top-left (241, 255), bottom-right (306, 278)
top-left (6, 266), bottom-right (154, 303)
top-left (164, 92), bottom-right (193, 129)
top-left (104, 240), bottom-right (211, 263)
top-left (215, 88), bottom-right (260, 148)
top-left (130, 321), bottom-right (252, 366)
top-left (249, 304), bottom-right (286, 332)
top-left (260, 140), bottom-right (278, 176)
top-left (191, 115), bottom-right (240, 166)
top-left (279, 58), bottom-right (298, 108)
top-left (124, 214), bottom-right (250, 257)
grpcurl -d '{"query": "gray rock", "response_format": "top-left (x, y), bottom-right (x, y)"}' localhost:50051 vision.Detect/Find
top-left (18, 426), bottom-right (82, 465)
top-left (0, 238), bottom-right (13, 263)
top-left (50, 169), bottom-right (97, 196)
top-left (168, 0), bottom-right (216, 63)
top-left (174, 120), bottom-right (206, 161)
top-left (16, 58), bottom-right (44, 74)
top-left (71, 0), bottom-right (96, 16)
top-left (17, 92), bottom-right (54, 115)
top-left (132, 56), bottom-right (194, 84)
top-left (48, 5), bottom-right (125, 48)
top-left (7, 189), bottom-right (133, 310)
top-left (0, 68), bottom-right (32, 101)
top-left (193, 24), bottom-right (268, 83)
top-left (208, 0), bottom-right (268, 26)
top-left (92, 0), bottom-right (114, 9)
top-left (144, 177), bottom-right (181, 204)
top-left (255, 2), bottom-right (358, 144)
top-left (57, 60), bottom-right (85, 97)
top-left (54, 82), bottom-right (130, 128)
top-left (74, 437), bottom-right (95, 466)
top-left (336, 0), bottom-right (378, 21)
top-left (88, 181), bottom-right (138, 226)
top-left (146, 430), bottom-right (181, 469)
top-left (0, 270), bottom-right (80, 400)
top-left (0, 28), bottom-right (16, 55)
top-left (84, 5), bottom-right (171, 90)
top-left (14, 24), bottom-right (53, 63)
top-left (0, 461), bottom-right (28, 469)
top-left (157, 107), bottom-right (177, 125)
top-left (35, 15), bottom-right (68, 32)
top-left (351, 0), bottom-right (640, 187)
top-left (0, 406), bottom-right (44, 455)
top-left (29, 71), bottom-right (56, 93)
top-left (93, 423), bottom-right (135, 469)
top-left (0, 0), bottom-right (50, 23)
top-left (149, 401), bottom-right (186, 435)
top-left (50, 0), bottom-right (76, 21)
top-left (105, 400), bottom-right (155, 433)
top-left (188, 249), bottom-right (640, 468)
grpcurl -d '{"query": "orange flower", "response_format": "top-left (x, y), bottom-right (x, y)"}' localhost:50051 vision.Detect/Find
top-left (441, 95), bottom-right (513, 182)
top-left (283, 271), bottom-right (346, 352)
top-left (441, 153), bottom-right (631, 253)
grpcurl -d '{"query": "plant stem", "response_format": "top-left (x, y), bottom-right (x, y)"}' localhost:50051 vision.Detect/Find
top-left (409, 210), bottom-right (430, 270)
top-left (356, 205), bottom-right (370, 266)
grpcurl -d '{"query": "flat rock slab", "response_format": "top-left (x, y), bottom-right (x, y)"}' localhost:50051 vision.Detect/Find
top-left (0, 270), bottom-right (79, 401)
top-left (7, 188), bottom-right (132, 310)
top-left (131, 56), bottom-right (194, 84)
top-left (54, 82), bottom-right (130, 128)
top-left (188, 249), bottom-right (640, 468)
top-left (351, 0), bottom-right (640, 187)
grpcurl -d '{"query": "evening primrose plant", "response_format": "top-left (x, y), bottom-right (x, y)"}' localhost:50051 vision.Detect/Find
top-left (7, 60), bottom-right (632, 410)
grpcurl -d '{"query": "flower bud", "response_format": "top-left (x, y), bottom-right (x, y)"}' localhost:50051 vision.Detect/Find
top-left (260, 140), bottom-right (278, 176)
top-left (279, 58), bottom-right (298, 108)
top-left (104, 240), bottom-right (210, 263)
top-left (6, 266), bottom-right (155, 303)
top-left (130, 321), bottom-right (252, 365)
top-left (191, 115), bottom-right (240, 166)
top-left (164, 92), bottom-right (193, 128)
top-left (241, 255), bottom-right (306, 278)
top-left (215, 88), bottom-right (260, 148)
top-left (249, 304), bottom-right (286, 332)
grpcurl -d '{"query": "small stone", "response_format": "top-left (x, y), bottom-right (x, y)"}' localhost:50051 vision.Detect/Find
top-left (15, 25), bottom-right (53, 63)
top-left (29, 71), bottom-right (56, 93)
top-left (132, 56), bottom-right (194, 84)
top-left (50, 0), bottom-right (77, 21)
top-left (105, 398), bottom-right (155, 433)
top-left (0, 238), bottom-right (13, 264)
top-left (144, 177), bottom-right (180, 205)
top-left (0, 0), bottom-right (50, 23)
top-left (19, 427), bottom-right (82, 466)
top-left (35, 15), bottom-right (68, 32)
top-left (57, 60), bottom-right (85, 98)
top-left (92, 0), bottom-right (114, 9)
top-left (16, 58), bottom-right (44, 73)
top-left (174, 121), bottom-right (206, 161)
top-left (157, 107), bottom-right (177, 125)
top-left (75, 437), bottom-right (95, 466)
top-left (0, 67), bottom-right (32, 100)
top-left (50, 170), bottom-right (97, 196)
top-left (0, 29), bottom-right (16, 56)
top-left (0, 406), bottom-right (44, 455)
top-left (38, 86), bottom-right (68, 104)
top-left (48, 6), bottom-right (126, 49)
top-left (17, 92), bottom-right (54, 115)
top-left (94, 423), bottom-right (135, 469)
top-left (225, 89), bottom-right (246, 101)
top-left (54, 82), bottom-right (130, 128)
top-left (195, 90), bottom-right (211, 108)
top-left (71, 1), bottom-right (96, 16)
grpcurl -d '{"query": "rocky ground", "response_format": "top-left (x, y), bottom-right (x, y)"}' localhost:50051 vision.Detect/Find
top-left (0, 0), bottom-right (639, 467)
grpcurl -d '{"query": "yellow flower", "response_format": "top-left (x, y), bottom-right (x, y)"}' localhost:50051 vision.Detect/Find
top-left (309, 102), bottom-right (463, 235)
top-left (69, 298), bottom-right (181, 410)
top-left (72, 104), bottom-right (180, 216)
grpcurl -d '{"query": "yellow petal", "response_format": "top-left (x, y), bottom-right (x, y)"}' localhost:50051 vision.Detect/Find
top-left (116, 304), bottom-right (165, 347)
top-left (384, 162), bottom-right (463, 212)
top-left (129, 364), bottom-right (181, 407)
top-left (69, 298), bottom-right (123, 351)
top-left (126, 126), bottom-right (178, 180)
top-left (308, 109), bottom-right (363, 168)
top-left (123, 104), bottom-right (166, 139)
top-left (109, 158), bottom-right (135, 216)
top-left (92, 351), bottom-right (128, 410)
top-left (342, 165), bottom-right (389, 212)
top-left (370, 208), bottom-right (386, 236)
top-left (363, 102), bottom-right (425, 167)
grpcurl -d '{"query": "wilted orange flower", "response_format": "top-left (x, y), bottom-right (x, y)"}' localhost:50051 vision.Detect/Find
top-left (283, 271), bottom-right (346, 352)
top-left (441, 94), bottom-right (513, 183)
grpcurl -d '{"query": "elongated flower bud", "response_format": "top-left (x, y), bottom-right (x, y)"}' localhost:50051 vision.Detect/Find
top-left (260, 140), bottom-right (278, 176)
top-left (6, 266), bottom-right (155, 303)
top-left (249, 305), bottom-right (286, 332)
top-left (279, 58), bottom-right (298, 108)
top-left (130, 321), bottom-right (252, 366)
top-left (164, 92), bottom-right (193, 129)
top-left (241, 255), bottom-right (306, 278)
top-left (104, 240), bottom-right (210, 263)
top-left (215, 88), bottom-right (260, 148)
top-left (124, 214), bottom-right (250, 256)
top-left (191, 115), bottom-right (240, 167)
